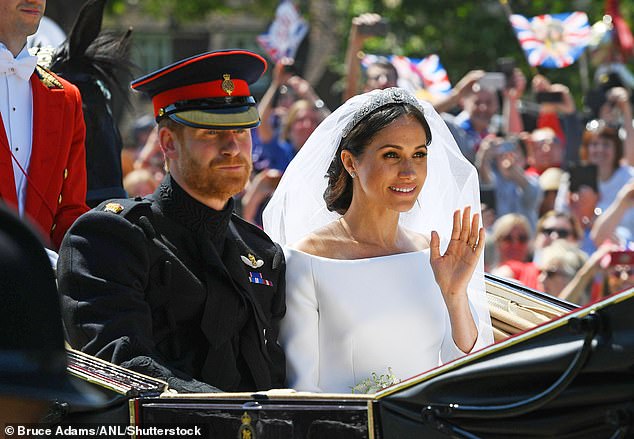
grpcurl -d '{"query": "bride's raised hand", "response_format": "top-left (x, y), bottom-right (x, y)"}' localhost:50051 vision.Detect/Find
top-left (430, 207), bottom-right (485, 304)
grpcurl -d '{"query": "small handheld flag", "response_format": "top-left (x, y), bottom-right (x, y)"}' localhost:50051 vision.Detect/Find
top-left (257, 1), bottom-right (309, 62)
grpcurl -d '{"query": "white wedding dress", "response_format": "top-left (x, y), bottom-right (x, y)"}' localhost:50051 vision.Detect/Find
top-left (281, 247), bottom-right (491, 393)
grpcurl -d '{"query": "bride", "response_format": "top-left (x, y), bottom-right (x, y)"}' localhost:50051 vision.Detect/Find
top-left (263, 88), bottom-right (493, 393)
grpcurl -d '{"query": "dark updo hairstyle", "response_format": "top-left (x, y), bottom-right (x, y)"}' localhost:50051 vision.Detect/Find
top-left (324, 103), bottom-right (431, 214)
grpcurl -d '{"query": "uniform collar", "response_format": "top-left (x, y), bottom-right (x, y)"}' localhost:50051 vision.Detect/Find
top-left (157, 174), bottom-right (234, 249)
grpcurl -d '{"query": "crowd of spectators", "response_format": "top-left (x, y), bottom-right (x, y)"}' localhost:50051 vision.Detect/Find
top-left (118, 14), bottom-right (634, 307)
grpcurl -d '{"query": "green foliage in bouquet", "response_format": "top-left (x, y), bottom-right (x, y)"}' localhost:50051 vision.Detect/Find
top-left (350, 367), bottom-right (400, 394)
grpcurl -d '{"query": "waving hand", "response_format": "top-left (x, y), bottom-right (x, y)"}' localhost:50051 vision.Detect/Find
top-left (430, 207), bottom-right (485, 304)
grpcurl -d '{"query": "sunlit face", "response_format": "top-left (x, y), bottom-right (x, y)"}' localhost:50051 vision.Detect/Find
top-left (606, 265), bottom-right (634, 295)
top-left (586, 134), bottom-right (616, 174)
top-left (463, 89), bottom-right (498, 132)
top-left (349, 114), bottom-right (428, 213)
top-left (535, 216), bottom-right (577, 250)
top-left (365, 64), bottom-right (398, 91)
top-left (568, 186), bottom-right (599, 225)
top-left (0, 0), bottom-right (45, 46)
top-left (538, 264), bottom-right (571, 296)
top-left (169, 126), bottom-right (253, 203)
top-left (497, 224), bottom-right (530, 262)
top-left (288, 107), bottom-right (320, 151)
top-left (530, 133), bottom-right (563, 172)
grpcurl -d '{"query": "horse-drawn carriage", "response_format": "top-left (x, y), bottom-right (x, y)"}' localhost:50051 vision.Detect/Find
top-left (58, 276), bottom-right (634, 439)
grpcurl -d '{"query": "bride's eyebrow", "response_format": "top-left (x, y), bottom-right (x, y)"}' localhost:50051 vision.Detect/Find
top-left (377, 144), bottom-right (428, 150)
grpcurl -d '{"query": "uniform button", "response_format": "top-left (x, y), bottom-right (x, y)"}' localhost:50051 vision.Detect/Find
top-left (9, 67), bottom-right (15, 73)
top-left (51, 223), bottom-right (56, 232)
top-left (58, 194), bottom-right (62, 204)
top-left (63, 168), bottom-right (68, 179)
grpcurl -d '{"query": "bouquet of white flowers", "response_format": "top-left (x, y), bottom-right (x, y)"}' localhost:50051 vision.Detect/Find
top-left (350, 367), bottom-right (400, 394)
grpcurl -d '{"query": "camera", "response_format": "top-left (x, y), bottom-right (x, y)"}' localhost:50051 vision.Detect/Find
top-left (497, 140), bottom-right (517, 155)
top-left (569, 164), bottom-right (598, 193)
top-left (535, 91), bottom-right (564, 104)
top-left (478, 72), bottom-right (506, 91)
top-left (357, 18), bottom-right (389, 37)
top-left (602, 250), bottom-right (634, 267)
top-left (496, 57), bottom-right (516, 89)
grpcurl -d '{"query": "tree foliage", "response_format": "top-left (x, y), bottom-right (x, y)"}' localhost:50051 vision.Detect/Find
top-left (103, 0), bottom-right (634, 104)
top-left (328, 0), bottom-right (634, 105)
top-left (106, 0), bottom-right (279, 21)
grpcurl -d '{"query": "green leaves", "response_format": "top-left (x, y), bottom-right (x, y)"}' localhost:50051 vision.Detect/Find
top-left (350, 367), bottom-right (400, 394)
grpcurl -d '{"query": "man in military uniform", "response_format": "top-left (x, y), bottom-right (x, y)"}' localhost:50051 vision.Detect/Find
top-left (57, 50), bottom-right (286, 393)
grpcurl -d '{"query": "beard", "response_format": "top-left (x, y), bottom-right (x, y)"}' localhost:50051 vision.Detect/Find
top-left (175, 148), bottom-right (252, 202)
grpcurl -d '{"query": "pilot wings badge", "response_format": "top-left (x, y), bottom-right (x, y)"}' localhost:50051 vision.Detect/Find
top-left (241, 254), bottom-right (264, 269)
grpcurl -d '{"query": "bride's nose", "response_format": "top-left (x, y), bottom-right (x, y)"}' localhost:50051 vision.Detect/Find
top-left (398, 159), bottom-right (416, 180)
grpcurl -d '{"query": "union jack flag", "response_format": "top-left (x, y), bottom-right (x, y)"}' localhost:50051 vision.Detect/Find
top-left (510, 12), bottom-right (591, 69)
top-left (362, 54), bottom-right (452, 97)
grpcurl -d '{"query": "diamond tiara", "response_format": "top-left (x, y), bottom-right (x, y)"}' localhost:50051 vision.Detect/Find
top-left (341, 87), bottom-right (426, 138)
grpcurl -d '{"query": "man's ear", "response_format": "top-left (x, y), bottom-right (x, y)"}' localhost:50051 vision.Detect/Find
top-left (158, 126), bottom-right (178, 161)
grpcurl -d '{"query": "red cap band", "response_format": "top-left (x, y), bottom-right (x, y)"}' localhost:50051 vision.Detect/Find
top-left (152, 79), bottom-right (250, 117)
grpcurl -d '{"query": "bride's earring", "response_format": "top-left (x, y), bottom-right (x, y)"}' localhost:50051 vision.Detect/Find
top-left (350, 171), bottom-right (357, 178)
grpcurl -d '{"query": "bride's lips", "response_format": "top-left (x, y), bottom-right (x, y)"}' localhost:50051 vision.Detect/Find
top-left (388, 185), bottom-right (416, 194)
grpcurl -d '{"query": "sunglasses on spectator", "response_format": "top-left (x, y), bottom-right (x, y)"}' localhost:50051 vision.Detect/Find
top-left (501, 234), bottom-right (529, 244)
top-left (540, 228), bottom-right (572, 239)
top-left (540, 268), bottom-right (567, 279)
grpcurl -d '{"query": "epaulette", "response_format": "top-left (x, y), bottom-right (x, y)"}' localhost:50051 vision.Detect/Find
top-left (35, 65), bottom-right (64, 89)
top-left (99, 197), bottom-right (152, 222)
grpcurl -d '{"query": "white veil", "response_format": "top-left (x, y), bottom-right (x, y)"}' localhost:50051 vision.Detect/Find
top-left (263, 87), bottom-right (493, 347)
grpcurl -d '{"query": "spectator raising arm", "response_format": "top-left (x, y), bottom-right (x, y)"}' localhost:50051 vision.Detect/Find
top-left (257, 59), bottom-right (295, 144)
top-left (590, 180), bottom-right (634, 245)
top-left (432, 70), bottom-right (484, 114)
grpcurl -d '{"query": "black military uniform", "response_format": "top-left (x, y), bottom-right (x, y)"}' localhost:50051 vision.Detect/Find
top-left (57, 50), bottom-right (286, 393)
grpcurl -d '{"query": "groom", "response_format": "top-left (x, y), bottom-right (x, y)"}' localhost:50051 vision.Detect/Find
top-left (57, 50), bottom-right (286, 393)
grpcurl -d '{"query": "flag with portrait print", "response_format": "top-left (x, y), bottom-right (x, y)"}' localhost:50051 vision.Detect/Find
top-left (510, 12), bottom-right (591, 68)
top-left (256, 0), bottom-right (308, 62)
top-left (362, 54), bottom-right (452, 97)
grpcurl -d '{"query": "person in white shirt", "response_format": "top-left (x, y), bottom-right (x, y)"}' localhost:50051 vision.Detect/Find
top-left (0, 0), bottom-right (88, 251)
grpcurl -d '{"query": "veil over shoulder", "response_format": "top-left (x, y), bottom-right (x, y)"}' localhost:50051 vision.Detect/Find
top-left (263, 87), bottom-right (493, 347)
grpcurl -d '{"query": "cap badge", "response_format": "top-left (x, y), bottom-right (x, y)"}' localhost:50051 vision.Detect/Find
top-left (241, 253), bottom-right (264, 269)
top-left (104, 202), bottom-right (124, 214)
top-left (221, 73), bottom-right (235, 96)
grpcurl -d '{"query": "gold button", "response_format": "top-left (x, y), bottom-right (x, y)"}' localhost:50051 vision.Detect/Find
top-left (58, 194), bottom-right (62, 204)
top-left (63, 168), bottom-right (68, 179)
top-left (51, 223), bottom-right (56, 232)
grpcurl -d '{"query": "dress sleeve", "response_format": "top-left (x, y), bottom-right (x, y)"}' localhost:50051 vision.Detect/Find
top-left (279, 249), bottom-right (322, 392)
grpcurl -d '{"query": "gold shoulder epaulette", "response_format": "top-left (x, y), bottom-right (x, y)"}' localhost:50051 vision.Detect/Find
top-left (35, 65), bottom-right (64, 89)
top-left (103, 202), bottom-right (124, 214)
